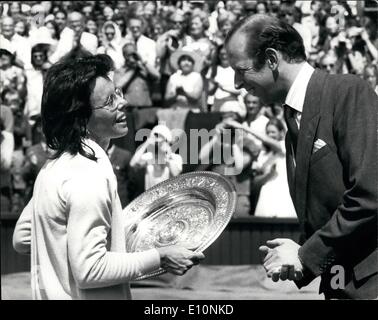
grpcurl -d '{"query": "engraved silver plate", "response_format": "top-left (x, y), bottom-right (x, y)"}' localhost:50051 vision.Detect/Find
top-left (123, 171), bottom-right (236, 280)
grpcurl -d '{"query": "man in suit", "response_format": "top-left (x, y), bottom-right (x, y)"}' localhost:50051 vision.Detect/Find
top-left (225, 14), bottom-right (377, 299)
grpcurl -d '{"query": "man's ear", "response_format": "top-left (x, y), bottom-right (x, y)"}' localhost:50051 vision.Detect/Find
top-left (265, 48), bottom-right (279, 70)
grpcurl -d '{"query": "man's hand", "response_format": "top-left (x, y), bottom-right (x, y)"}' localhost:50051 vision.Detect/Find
top-left (259, 238), bottom-right (303, 282)
top-left (157, 245), bottom-right (205, 275)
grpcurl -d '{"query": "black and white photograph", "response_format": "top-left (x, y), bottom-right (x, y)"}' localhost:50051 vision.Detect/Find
top-left (0, 0), bottom-right (377, 307)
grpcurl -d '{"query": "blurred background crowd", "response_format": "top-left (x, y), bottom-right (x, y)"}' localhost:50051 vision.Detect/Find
top-left (1, 1), bottom-right (377, 219)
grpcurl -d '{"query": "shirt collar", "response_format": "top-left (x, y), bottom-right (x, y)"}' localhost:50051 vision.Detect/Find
top-left (284, 62), bottom-right (315, 113)
top-left (83, 138), bottom-right (108, 160)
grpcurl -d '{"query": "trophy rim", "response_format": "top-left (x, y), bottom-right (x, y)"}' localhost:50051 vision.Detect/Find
top-left (123, 171), bottom-right (237, 280)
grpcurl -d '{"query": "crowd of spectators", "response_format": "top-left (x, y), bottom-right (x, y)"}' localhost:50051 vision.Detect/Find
top-left (1, 1), bottom-right (377, 218)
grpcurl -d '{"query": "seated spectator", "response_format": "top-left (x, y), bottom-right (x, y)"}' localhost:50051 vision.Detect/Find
top-left (363, 63), bottom-right (378, 95)
top-left (113, 14), bottom-right (127, 38)
top-left (183, 9), bottom-right (215, 74)
top-left (1, 88), bottom-right (30, 147)
top-left (148, 16), bottom-right (167, 42)
top-left (7, 2), bottom-right (22, 17)
top-left (250, 119), bottom-right (296, 218)
top-left (213, 11), bottom-right (237, 47)
top-left (0, 16), bottom-right (32, 68)
top-left (242, 93), bottom-right (270, 150)
top-left (256, 1), bottom-right (269, 15)
top-left (24, 43), bottom-right (50, 124)
top-left (114, 42), bottom-right (160, 108)
top-left (130, 124), bottom-right (183, 190)
top-left (85, 18), bottom-right (98, 36)
top-left (97, 21), bottom-right (124, 70)
top-left (320, 51), bottom-right (339, 74)
top-left (209, 44), bottom-right (240, 111)
top-left (103, 6), bottom-right (114, 21)
top-left (125, 16), bottom-right (157, 70)
top-left (44, 19), bottom-right (60, 49)
top-left (156, 9), bottom-right (187, 100)
top-left (14, 16), bottom-right (30, 38)
top-left (280, 4), bottom-right (313, 56)
top-left (165, 50), bottom-right (203, 110)
top-left (82, 3), bottom-right (95, 19)
top-left (226, 1), bottom-right (244, 20)
top-left (53, 8), bottom-right (68, 35)
top-left (198, 101), bottom-right (253, 218)
top-left (106, 140), bottom-right (133, 208)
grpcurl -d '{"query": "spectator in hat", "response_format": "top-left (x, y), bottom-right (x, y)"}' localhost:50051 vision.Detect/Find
top-left (114, 42), bottom-right (160, 108)
top-left (165, 49), bottom-right (203, 110)
top-left (130, 124), bottom-right (183, 190)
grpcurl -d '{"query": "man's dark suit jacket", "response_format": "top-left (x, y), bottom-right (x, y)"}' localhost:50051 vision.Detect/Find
top-left (285, 70), bottom-right (377, 299)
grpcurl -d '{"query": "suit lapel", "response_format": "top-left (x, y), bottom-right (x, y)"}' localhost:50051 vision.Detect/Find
top-left (293, 70), bottom-right (326, 221)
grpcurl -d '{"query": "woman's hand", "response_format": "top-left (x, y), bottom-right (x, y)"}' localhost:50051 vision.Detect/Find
top-left (157, 245), bottom-right (205, 275)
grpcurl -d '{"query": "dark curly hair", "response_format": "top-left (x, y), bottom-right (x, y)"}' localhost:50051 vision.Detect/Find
top-left (41, 54), bottom-right (114, 161)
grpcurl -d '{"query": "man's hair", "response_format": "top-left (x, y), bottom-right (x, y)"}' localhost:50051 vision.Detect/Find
top-left (226, 14), bottom-right (306, 71)
top-left (41, 54), bottom-right (114, 161)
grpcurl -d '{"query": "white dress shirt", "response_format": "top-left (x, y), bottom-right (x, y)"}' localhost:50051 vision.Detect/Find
top-left (284, 62), bottom-right (315, 128)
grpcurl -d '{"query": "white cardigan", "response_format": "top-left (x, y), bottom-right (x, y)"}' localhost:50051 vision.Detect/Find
top-left (13, 139), bottom-right (160, 300)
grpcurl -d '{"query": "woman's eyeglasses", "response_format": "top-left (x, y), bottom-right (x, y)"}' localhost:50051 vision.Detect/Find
top-left (93, 88), bottom-right (124, 112)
